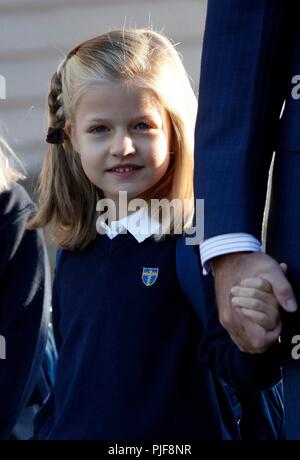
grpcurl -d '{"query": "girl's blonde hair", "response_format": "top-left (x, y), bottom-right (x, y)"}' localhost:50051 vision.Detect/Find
top-left (0, 136), bottom-right (25, 192)
top-left (28, 28), bottom-right (197, 250)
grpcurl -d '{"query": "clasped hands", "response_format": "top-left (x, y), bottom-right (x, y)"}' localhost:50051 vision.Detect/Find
top-left (213, 252), bottom-right (298, 353)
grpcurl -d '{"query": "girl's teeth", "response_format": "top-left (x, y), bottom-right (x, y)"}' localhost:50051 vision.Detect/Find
top-left (114, 167), bottom-right (134, 172)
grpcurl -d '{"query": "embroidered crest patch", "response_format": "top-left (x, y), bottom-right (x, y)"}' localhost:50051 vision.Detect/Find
top-left (142, 267), bottom-right (159, 286)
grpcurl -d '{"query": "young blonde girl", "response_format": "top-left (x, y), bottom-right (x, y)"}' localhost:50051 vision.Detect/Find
top-left (30, 29), bottom-right (282, 440)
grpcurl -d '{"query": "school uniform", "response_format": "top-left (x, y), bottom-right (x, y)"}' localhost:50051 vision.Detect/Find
top-left (34, 209), bottom-right (281, 440)
top-left (0, 182), bottom-right (51, 439)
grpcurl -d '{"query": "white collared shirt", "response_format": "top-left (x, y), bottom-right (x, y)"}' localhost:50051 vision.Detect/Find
top-left (97, 206), bottom-right (160, 242)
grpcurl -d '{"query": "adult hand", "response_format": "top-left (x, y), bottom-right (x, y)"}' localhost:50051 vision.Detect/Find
top-left (212, 252), bottom-right (297, 353)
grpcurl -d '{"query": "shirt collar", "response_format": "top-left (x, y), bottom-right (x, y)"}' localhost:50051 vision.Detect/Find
top-left (98, 206), bottom-right (160, 243)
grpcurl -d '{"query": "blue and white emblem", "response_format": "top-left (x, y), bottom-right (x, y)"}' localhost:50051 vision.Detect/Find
top-left (142, 267), bottom-right (159, 286)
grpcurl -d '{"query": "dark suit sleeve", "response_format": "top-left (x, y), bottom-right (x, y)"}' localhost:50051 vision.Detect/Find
top-left (198, 272), bottom-right (282, 392)
top-left (195, 0), bottom-right (298, 239)
top-left (0, 183), bottom-right (51, 439)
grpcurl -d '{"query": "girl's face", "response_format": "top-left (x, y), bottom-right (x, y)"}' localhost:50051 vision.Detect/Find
top-left (66, 82), bottom-right (173, 203)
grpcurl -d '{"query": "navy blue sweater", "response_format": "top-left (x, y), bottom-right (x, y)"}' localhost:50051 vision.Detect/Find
top-left (34, 233), bottom-right (281, 440)
top-left (0, 182), bottom-right (51, 439)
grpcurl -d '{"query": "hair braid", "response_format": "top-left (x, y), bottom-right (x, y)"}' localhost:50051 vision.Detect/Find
top-left (48, 69), bottom-right (65, 129)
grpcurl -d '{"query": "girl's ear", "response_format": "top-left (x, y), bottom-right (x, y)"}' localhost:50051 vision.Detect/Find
top-left (64, 121), bottom-right (80, 153)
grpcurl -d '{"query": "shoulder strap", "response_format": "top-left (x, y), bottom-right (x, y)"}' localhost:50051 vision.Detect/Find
top-left (175, 236), bottom-right (207, 324)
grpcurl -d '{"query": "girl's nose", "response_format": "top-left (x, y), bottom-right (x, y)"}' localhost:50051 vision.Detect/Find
top-left (110, 133), bottom-right (136, 157)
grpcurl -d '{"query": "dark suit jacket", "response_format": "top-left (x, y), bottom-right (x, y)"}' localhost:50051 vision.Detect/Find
top-left (194, 0), bottom-right (300, 438)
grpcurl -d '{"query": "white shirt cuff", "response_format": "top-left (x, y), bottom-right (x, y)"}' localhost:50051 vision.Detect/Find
top-left (200, 233), bottom-right (262, 275)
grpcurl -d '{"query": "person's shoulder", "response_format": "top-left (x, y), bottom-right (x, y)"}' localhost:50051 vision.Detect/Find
top-left (0, 182), bottom-right (35, 225)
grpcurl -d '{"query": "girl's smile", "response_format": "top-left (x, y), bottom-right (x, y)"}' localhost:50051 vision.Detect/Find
top-left (106, 163), bottom-right (144, 177)
top-left (66, 82), bottom-right (173, 203)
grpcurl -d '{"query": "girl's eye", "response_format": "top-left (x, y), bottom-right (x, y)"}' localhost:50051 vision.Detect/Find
top-left (135, 122), bottom-right (152, 130)
top-left (90, 125), bottom-right (109, 134)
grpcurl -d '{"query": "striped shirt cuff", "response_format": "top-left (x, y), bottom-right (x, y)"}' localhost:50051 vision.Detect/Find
top-left (200, 233), bottom-right (262, 275)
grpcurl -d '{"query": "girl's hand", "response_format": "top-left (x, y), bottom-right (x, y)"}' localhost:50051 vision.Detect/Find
top-left (230, 263), bottom-right (287, 332)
